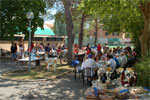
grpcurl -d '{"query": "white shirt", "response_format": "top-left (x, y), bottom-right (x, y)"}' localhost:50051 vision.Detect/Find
top-left (81, 58), bottom-right (98, 76)
top-left (107, 59), bottom-right (116, 73)
top-left (121, 55), bottom-right (127, 67)
top-left (81, 58), bottom-right (98, 70)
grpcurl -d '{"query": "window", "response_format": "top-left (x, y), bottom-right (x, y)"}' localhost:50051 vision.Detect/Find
top-left (33, 37), bottom-right (43, 41)
top-left (56, 38), bottom-right (63, 41)
top-left (105, 32), bottom-right (109, 36)
top-left (112, 32), bottom-right (119, 36)
top-left (46, 38), bottom-right (51, 41)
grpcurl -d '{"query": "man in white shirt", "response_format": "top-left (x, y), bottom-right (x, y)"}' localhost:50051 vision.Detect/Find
top-left (81, 55), bottom-right (98, 70)
top-left (106, 55), bottom-right (116, 73)
top-left (120, 52), bottom-right (127, 67)
top-left (81, 54), bottom-right (98, 76)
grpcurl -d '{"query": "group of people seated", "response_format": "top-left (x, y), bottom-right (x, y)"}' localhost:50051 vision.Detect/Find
top-left (73, 43), bottom-right (137, 86)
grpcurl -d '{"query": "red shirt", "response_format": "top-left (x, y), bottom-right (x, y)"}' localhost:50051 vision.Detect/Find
top-left (57, 49), bottom-right (62, 52)
top-left (87, 50), bottom-right (91, 54)
top-left (31, 44), bottom-right (34, 49)
top-left (74, 48), bottom-right (78, 54)
top-left (97, 44), bottom-right (101, 51)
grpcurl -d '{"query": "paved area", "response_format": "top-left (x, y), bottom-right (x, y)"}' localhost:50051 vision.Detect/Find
top-left (0, 74), bottom-right (89, 100)
top-left (0, 58), bottom-right (89, 100)
top-left (0, 59), bottom-right (27, 75)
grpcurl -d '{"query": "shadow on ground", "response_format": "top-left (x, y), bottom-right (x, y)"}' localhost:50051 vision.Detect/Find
top-left (0, 73), bottom-right (89, 100)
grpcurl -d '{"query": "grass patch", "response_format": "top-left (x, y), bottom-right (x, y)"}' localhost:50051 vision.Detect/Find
top-left (2, 64), bottom-right (73, 80)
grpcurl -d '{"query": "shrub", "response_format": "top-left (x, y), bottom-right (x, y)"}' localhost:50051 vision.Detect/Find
top-left (134, 57), bottom-right (150, 87)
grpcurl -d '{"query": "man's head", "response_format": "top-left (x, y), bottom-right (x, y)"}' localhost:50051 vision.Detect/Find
top-left (106, 55), bottom-right (113, 60)
top-left (121, 52), bottom-right (124, 56)
top-left (115, 53), bottom-right (120, 58)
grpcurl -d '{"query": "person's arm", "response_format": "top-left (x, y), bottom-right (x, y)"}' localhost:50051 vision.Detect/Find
top-left (81, 61), bottom-right (85, 70)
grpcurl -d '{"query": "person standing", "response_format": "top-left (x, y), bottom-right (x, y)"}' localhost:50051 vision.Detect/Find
top-left (10, 43), bottom-right (17, 62)
top-left (45, 43), bottom-right (51, 53)
top-left (97, 43), bottom-right (101, 54)
top-left (19, 44), bottom-right (24, 59)
top-left (103, 44), bottom-right (109, 54)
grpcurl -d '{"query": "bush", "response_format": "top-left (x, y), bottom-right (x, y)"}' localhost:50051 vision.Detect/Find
top-left (134, 57), bottom-right (150, 87)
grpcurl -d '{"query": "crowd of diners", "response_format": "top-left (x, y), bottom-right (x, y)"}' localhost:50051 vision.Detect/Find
top-left (73, 43), bottom-right (137, 86)
top-left (10, 42), bottom-right (68, 61)
top-left (11, 42), bottom-right (137, 85)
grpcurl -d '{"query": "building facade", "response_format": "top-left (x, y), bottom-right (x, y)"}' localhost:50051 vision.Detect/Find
top-left (89, 28), bottom-right (131, 45)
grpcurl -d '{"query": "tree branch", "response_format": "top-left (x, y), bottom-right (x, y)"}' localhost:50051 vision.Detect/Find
top-left (127, 0), bottom-right (139, 9)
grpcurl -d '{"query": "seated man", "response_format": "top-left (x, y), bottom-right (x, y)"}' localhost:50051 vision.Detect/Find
top-left (81, 54), bottom-right (98, 73)
top-left (81, 54), bottom-right (98, 85)
top-left (106, 55), bottom-right (117, 80)
top-left (120, 52), bottom-right (127, 67)
top-left (113, 54), bottom-right (121, 68)
top-left (106, 55), bottom-right (116, 73)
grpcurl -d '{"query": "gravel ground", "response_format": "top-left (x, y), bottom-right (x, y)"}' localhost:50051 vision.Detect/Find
top-left (0, 58), bottom-right (89, 100)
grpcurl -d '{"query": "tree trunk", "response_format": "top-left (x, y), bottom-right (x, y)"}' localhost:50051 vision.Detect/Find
top-left (94, 19), bottom-right (98, 46)
top-left (139, 1), bottom-right (150, 57)
top-left (63, 0), bottom-right (74, 65)
top-left (79, 13), bottom-right (85, 49)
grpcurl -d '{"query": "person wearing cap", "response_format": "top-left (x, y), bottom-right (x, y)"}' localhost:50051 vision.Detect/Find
top-left (81, 54), bottom-right (98, 72)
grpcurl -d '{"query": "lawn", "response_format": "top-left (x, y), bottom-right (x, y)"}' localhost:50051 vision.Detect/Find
top-left (2, 64), bottom-right (73, 80)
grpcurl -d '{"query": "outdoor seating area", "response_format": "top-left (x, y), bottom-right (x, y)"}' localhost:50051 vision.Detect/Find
top-left (1, 0), bottom-right (150, 99)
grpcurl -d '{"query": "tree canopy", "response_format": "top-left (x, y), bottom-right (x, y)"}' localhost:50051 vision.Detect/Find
top-left (79, 0), bottom-right (149, 56)
top-left (1, 0), bottom-right (46, 40)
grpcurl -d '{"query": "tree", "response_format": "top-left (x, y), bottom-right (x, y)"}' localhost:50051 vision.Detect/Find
top-left (62, 0), bottom-right (74, 65)
top-left (53, 11), bottom-right (66, 36)
top-left (1, 0), bottom-right (46, 41)
top-left (79, 0), bottom-right (150, 57)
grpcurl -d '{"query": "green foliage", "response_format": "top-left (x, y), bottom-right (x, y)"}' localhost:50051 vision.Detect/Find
top-left (53, 11), bottom-right (66, 36)
top-left (134, 57), bottom-right (150, 87)
top-left (1, 0), bottom-right (46, 40)
top-left (78, 0), bottom-right (145, 48)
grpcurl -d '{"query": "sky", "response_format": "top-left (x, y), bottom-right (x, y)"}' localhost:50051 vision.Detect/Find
top-left (44, 8), bottom-right (57, 24)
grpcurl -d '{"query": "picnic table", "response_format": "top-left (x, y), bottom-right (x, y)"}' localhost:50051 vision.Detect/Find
top-left (18, 57), bottom-right (43, 66)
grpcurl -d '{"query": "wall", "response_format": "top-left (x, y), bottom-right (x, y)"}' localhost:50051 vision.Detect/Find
top-left (89, 28), bottom-right (123, 39)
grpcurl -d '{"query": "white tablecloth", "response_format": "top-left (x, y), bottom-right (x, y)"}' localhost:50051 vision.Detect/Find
top-left (18, 57), bottom-right (42, 62)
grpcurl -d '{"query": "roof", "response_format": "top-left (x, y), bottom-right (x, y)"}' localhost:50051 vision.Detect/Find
top-left (34, 24), bottom-right (55, 37)
top-left (45, 23), bottom-right (53, 28)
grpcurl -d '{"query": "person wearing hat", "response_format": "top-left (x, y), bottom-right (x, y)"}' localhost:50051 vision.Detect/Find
top-left (81, 53), bottom-right (98, 85)
top-left (81, 54), bottom-right (98, 70)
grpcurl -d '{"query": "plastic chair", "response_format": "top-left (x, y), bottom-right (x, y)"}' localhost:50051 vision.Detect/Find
top-left (82, 67), bottom-right (94, 86)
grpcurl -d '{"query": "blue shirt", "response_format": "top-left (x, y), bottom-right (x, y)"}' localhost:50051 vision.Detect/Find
top-left (113, 57), bottom-right (120, 68)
